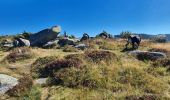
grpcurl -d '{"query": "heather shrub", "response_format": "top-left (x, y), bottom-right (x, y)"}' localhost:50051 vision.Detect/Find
top-left (44, 58), bottom-right (83, 77)
top-left (53, 66), bottom-right (108, 88)
top-left (4, 47), bottom-right (33, 63)
top-left (85, 50), bottom-right (118, 64)
top-left (7, 75), bottom-right (33, 97)
top-left (31, 56), bottom-right (58, 78)
top-left (149, 48), bottom-right (170, 57)
top-left (152, 58), bottom-right (170, 72)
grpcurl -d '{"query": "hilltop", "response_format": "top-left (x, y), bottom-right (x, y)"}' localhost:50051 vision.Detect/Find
top-left (0, 27), bottom-right (170, 100)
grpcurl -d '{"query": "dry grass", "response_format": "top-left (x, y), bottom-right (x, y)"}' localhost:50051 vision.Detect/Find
top-left (3, 47), bottom-right (34, 63)
top-left (149, 43), bottom-right (170, 57)
top-left (0, 39), bottom-right (170, 99)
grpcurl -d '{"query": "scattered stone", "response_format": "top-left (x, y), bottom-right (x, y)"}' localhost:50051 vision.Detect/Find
top-left (75, 44), bottom-right (87, 50)
top-left (30, 26), bottom-right (61, 47)
top-left (34, 78), bottom-right (48, 85)
top-left (129, 50), bottom-right (167, 61)
top-left (0, 74), bottom-right (18, 94)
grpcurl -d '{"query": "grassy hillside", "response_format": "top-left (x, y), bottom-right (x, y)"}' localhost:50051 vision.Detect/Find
top-left (1, 38), bottom-right (170, 100)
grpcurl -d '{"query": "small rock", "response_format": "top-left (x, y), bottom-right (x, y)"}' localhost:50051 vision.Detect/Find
top-left (13, 38), bottom-right (30, 47)
top-left (34, 78), bottom-right (48, 85)
top-left (75, 44), bottom-right (87, 50)
top-left (0, 74), bottom-right (18, 94)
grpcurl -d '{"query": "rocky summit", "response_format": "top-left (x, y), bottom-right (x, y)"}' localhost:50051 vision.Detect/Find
top-left (29, 26), bottom-right (61, 47)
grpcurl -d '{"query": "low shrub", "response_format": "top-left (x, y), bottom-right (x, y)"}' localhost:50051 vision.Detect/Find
top-left (149, 48), bottom-right (170, 57)
top-left (85, 50), bottom-right (117, 64)
top-left (152, 58), bottom-right (170, 72)
top-left (31, 56), bottom-right (58, 78)
top-left (4, 47), bottom-right (33, 63)
top-left (44, 58), bottom-right (83, 77)
top-left (53, 66), bottom-right (107, 88)
top-left (7, 75), bottom-right (33, 97)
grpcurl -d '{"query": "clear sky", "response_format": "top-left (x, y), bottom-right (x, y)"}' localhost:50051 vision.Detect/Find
top-left (0, 0), bottom-right (170, 37)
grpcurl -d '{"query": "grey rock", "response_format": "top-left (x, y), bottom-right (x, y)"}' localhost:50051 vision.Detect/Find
top-left (75, 44), bottom-right (87, 50)
top-left (30, 26), bottom-right (61, 47)
top-left (58, 38), bottom-right (77, 46)
top-left (0, 74), bottom-right (18, 94)
top-left (34, 78), bottom-right (48, 85)
top-left (1, 39), bottom-right (14, 48)
top-left (13, 38), bottom-right (30, 47)
top-left (43, 40), bottom-right (59, 48)
top-left (80, 33), bottom-right (90, 41)
top-left (129, 50), bottom-right (167, 60)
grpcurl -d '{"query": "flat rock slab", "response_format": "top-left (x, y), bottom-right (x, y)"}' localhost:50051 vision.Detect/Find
top-left (34, 78), bottom-right (48, 85)
top-left (0, 74), bottom-right (18, 94)
top-left (129, 50), bottom-right (167, 61)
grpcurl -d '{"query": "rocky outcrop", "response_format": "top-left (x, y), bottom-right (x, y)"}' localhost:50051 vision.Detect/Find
top-left (29, 26), bottom-right (61, 47)
top-left (129, 50), bottom-right (167, 61)
top-left (13, 38), bottom-right (30, 47)
top-left (80, 33), bottom-right (90, 41)
top-left (0, 74), bottom-right (18, 94)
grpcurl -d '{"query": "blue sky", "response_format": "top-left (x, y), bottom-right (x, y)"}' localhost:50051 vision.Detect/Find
top-left (0, 0), bottom-right (170, 37)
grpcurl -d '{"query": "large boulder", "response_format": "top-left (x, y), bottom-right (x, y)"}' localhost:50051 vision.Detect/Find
top-left (29, 26), bottom-right (61, 47)
top-left (13, 38), bottom-right (30, 47)
top-left (80, 33), bottom-right (90, 41)
top-left (129, 50), bottom-right (167, 61)
top-left (58, 38), bottom-right (77, 46)
top-left (0, 74), bottom-right (18, 94)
